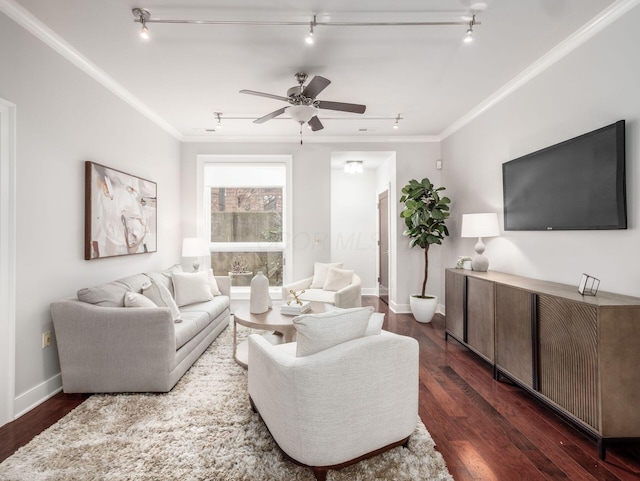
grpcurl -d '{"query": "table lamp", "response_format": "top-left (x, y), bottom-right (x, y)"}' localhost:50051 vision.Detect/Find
top-left (182, 237), bottom-right (210, 272)
top-left (460, 213), bottom-right (500, 272)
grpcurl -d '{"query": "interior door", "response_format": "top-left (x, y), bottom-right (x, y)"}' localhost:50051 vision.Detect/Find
top-left (378, 191), bottom-right (389, 304)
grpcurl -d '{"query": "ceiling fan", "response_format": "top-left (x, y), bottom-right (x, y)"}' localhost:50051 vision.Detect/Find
top-left (240, 72), bottom-right (366, 132)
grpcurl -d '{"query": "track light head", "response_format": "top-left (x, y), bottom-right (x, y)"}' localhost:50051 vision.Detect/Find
top-left (305, 16), bottom-right (316, 45)
top-left (393, 114), bottom-right (401, 129)
top-left (140, 24), bottom-right (150, 40)
top-left (463, 15), bottom-right (475, 43)
top-left (133, 8), bottom-right (151, 40)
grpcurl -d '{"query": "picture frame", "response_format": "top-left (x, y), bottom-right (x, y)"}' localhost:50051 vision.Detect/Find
top-left (85, 161), bottom-right (157, 260)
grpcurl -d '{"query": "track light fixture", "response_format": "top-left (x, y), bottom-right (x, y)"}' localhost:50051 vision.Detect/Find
top-left (306, 16), bottom-right (316, 45)
top-left (463, 15), bottom-right (475, 43)
top-left (393, 114), bottom-right (401, 129)
top-left (214, 112), bottom-right (223, 129)
top-left (133, 8), bottom-right (150, 40)
top-left (131, 9), bottom-right (482, 41)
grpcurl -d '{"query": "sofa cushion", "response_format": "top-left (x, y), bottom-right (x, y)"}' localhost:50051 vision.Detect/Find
top-left (310, 262), bottom-right (343, 288)
top-left (322, 267), bottom-right (353, 291)
top-left (298, 289), bottom-right (338, 304)
top-left (124, 292), bottom-right (158, 308)
top-left (174, 311), bottom-right (210, 350)
top-left (179, 296), bottom-right (229, 321)
top-left (77, 273), bottom-right (151, 307)
top-left (293, 306), bottom-right (373, 357)
top-left (172, 271), bottom-right (213, 307)
top-left (142, 281), bottom-right (182, 322)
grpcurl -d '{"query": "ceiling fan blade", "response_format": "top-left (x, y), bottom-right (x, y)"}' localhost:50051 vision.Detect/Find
top-left (254, 107), bottom-right (287, 124)
top-left (302, 76), bottom-right (331, 99)
top-left (317, 100), bottom-right (366, 114)
top-left (308, 116), bottom-right (324, 132)
top-left (240, 89), bottom-right (290, 103)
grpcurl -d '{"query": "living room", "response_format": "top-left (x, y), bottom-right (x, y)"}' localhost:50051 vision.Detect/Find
top-left (2, 0), bottom-right (640, 479)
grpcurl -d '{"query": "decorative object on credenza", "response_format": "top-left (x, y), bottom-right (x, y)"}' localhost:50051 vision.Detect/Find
top-left (85, 161), bottom-right (157, 260)
top-left (250, 271), bottom-right (272, 314)
top-left (181, 237), bottom-right (210, 272)
top-left (286, 289), bottom-right (305, 306)
top-left (578, 273), bottom-right (600, 296)
top-left (455, 256), bottom-right (473, 270)
top-left (400, 177), bottom-right (451, 323)
top-left (460, 212), bottom-right (500, 272)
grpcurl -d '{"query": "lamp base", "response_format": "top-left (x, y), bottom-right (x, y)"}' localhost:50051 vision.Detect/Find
top-left (192, 260), bottom-right (201, 272)
top-left (472, 254), bottom-right (489, 272)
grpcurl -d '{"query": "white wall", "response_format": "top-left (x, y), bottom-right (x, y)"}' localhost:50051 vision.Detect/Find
top-left (330, 167), bottom-right (378, 293)
top-left (441, 4), bottom-right (640, 298)
top-left (0, 12), bottom-right (181, 417)
top-left (180, 141), bottom-right (441, 310)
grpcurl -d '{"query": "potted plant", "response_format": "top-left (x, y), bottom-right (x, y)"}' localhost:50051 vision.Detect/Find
top-left (399, 177), bottom-right (451, 323)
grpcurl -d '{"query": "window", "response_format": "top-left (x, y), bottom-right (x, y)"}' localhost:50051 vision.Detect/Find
top-left (198, 156), bottom-right (292, 296)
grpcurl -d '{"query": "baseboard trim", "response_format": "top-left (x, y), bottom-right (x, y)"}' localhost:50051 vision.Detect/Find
top-left (390, 302), bottom-right (445, 315)
top-left (14, 373), bottom-right (62, 419)
top-left (362, 288), bottom-right (377, 296)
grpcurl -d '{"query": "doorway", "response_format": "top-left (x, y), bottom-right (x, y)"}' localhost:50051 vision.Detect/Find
top-left (0, 98), bottom-right (16, 427)
top-left (378, 190), bottom-right (389, 304)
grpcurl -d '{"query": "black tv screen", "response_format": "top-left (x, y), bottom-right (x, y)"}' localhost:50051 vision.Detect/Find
top-left (503, 120), bottom-right (626, 231)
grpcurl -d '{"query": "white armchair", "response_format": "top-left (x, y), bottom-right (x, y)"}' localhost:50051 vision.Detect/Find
top-left (281, 263), bottom-right (362, 308)
top-left (248, 309), bottom-right (419, 481)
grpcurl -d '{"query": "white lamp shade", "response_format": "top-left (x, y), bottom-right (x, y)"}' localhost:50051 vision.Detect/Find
top-left (182, 237), bottom-right (210, 257)
top-left (461, 213), bottom-right (500, 238)
top-left (287, 105), bottom-right (318, 124)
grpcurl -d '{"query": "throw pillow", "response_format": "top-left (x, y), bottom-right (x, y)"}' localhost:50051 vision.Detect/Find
top-left (310, 262), bottom-right (343, 288)
top-left (322, 267), bottom-right (354, 291)
top-left (124, 292), bottom-right (158, 308)
top-left (293, 306), bottom-right (374, 357)
top-left (208, 268), bottom-right (221, 296)
top-left (366, 312), bottom-right (385, 336)
top-left (324, 303), bottom-right (384, 336)
top-left (172, 271), bottom-right (214, 307)
top-left (142, 280), bottom-right (182, 322)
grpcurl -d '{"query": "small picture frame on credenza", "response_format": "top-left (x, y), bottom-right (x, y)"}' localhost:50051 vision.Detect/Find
top-left (578, 273), bottom-right (600, 296)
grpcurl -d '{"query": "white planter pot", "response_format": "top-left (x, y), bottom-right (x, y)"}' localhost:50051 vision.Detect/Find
top-left (410, 295), bottom-right (437, 323)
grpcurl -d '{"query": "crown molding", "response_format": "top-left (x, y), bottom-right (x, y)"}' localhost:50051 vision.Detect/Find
top-left (440, 0), bottom-right (640, 140)
top-left (0, 0), bottom-right (183, 141)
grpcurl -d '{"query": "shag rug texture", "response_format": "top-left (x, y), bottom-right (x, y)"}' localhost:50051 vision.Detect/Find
top-left (0, 323), bottom-right (454, 481)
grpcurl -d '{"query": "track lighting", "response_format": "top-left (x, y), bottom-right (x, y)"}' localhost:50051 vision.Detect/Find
top-left (393, 114), bottom-right (401, 129)
top-left (133, 8), bottom-right (151, 40)
top-left (214, 112), bottom-right (223, 129)
top-left (463, 15), bottom-right (475, 43)
top-left (131, 9), bottom-right (482, 43)
top-left (305, 16), bottom-right (316, 45)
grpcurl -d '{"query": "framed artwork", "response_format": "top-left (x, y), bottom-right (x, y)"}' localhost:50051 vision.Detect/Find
top-left (85, 161), bottom-right (157, 260)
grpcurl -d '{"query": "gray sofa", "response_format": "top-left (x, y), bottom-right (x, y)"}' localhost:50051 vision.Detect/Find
top-left (50, 266), bottom-right (230, 393)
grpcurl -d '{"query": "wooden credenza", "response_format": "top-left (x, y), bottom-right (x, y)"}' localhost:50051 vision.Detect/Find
top-left (445, 268), bottom-right (640, 458)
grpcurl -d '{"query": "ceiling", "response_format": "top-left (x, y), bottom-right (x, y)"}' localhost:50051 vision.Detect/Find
top-left (7, 0), bottom-right (618, 141)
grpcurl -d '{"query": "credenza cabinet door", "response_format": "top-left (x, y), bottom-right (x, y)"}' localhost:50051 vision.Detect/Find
top-left (466, 277), bottom-right (495, 363)
top-left (537, 295), bottom-right (599, 430)
top-left (445, 270), bottom-right (465, 340)
top-left (495, 285), bottom-right (534, 389)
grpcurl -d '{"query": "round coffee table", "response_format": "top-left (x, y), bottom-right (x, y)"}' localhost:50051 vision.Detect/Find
top-left (233, 302), bottom-right (324, 368)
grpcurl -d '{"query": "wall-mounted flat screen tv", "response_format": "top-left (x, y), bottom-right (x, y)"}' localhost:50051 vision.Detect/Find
top-left (502, 120), bottom-right (626, 231)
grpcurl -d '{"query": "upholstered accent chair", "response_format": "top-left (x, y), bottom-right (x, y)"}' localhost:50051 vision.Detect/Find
top-left (281, 262), bottom-right (362, 308)
top-left (247, 307), bottom-right (419, 481)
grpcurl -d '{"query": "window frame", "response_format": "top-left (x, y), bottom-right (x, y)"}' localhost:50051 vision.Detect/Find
top-left (196, 155), bottom-right (293, 298)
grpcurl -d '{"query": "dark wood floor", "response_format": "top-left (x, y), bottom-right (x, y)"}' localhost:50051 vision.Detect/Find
top-left (1, 297), bottom-right (639, 480)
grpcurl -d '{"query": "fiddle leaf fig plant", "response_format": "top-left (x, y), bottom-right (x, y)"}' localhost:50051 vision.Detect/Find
top-left (399, 178), bottom-right (451, 298)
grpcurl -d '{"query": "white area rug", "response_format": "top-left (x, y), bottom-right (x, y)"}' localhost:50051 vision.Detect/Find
top-left (0, 324), bottom-right (454, 481)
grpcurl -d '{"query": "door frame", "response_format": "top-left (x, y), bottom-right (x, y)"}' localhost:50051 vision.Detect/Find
top-left (378, 190), bottom-right (390, 304)
top-left (0, 98), bottom-right (16, 427)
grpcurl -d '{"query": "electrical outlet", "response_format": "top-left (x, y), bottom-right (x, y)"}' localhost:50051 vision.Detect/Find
top-left (42, 331), bottom-right (52, 348)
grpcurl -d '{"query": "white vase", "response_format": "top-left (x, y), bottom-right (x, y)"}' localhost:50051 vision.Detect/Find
top-left (409, 295), bottom-right (437, 323)
top-left (250, 271), bottom-right (271, 314)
